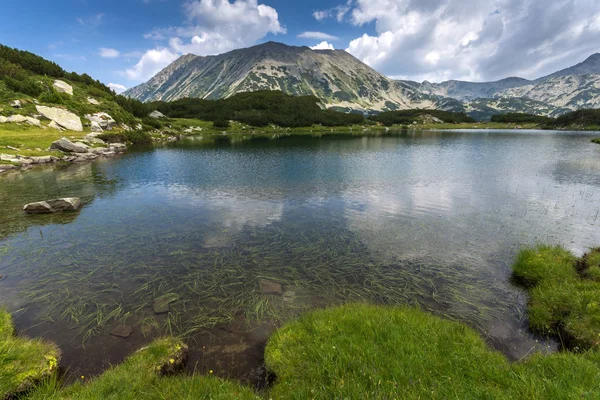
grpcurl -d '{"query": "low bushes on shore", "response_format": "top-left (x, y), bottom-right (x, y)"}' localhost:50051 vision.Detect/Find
top-left (513, 245), bottom-right (600, 350)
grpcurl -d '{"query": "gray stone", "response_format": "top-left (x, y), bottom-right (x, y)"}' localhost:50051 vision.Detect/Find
top-left (135, 123), bottom-right (143, 130)
top-left (149, 110), bottom-right (166, 119)
top-left (0, 116), bottom-right (7, 123)
top-left (30, 156), bottom-right (53, 164)
top-left (153, 298), bottom-right (171, 314)
top-left (48, 120), bottom-right (64, 131)
top-left (53, 80), bottom-right (73, 96)
top-left (7, 115), bottom-right (27, 123)
top-left (85, 112), bottom-right (116, 130)
top-left (51, 137), bottom-right (89, 153)
top-left (87, 97), bottom-right (100, 105)
top-left (90, 121), bottom-right (103, 133)
top-left (0, 164), bottom-right (18, 173)
top-left (36, 106), bottom-right (83, 131)
top-left (110, 325), bottom-right (133, 338)
top-left (23, 198), bottom-right (81, 214)
top-left (25, 117), bottom-right (41, 127)
top-left (109, 143), bottom-right (127, 152)
top-left (10, 100), bottom-right (21, 108)
top-left (259, 279), bottom-right (283, 295)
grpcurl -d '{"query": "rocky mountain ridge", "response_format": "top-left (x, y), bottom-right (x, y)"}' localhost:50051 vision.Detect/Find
top-left (124, 43), bottom-right (600, 119)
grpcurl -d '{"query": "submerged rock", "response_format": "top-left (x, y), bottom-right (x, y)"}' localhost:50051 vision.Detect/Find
top-left (36, 105), bottom-right (83, 131)
top-left (23, 198), bottom-right (81, 214)
top-left (51, 137), bottom-right (89, 153)
top-left (260, 279), bottom-right (283, 295)
top-left (53, 80), bottom-right (73, 96)
top-left (153, 298), bottom-right (171, 315)
top-left (110, 325), bottom-right (133, 338)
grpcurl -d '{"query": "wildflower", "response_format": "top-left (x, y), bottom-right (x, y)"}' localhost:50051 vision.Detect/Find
top-left (209, 370), bottom-right (214, 374)
top-left (169, 358), bottom-right (175, 364)
top-left (80, 375), bottom-right (85, 380)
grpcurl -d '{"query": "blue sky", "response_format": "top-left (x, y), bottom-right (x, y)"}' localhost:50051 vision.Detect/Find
top-left (1, 0), bottom-right (599, 92)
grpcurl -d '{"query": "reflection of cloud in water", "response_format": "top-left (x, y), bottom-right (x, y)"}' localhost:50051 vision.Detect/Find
top-left (159, 184), bottom-right (284, 247)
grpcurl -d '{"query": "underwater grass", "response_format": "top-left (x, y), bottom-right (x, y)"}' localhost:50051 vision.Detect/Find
top-left (265, 304), bottom-right (600, 399)
top-left (513, 246), bottom-right (600, 350)
top-left (0, 308), bottom-right (60, 399)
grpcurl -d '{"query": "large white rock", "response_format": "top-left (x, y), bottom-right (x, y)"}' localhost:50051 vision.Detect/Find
top-left (87, 97), bottom-right (100, 105)
top-left (36, 106), bottom-right (83, 131)
top-left (10, 100), bottom-right (21, 108)
top-left (85, 112), bottom-right (116, 130)
top-left (0, 116), bottom-right (6, 123)
top-left (53, 80), bottom-right (73, 96)
top-left (149, 110), bottom-right (166, 119)
top-left (90, 121), bottom-right (103, 133)
top-left (25, 117), bottom-right (41, 127)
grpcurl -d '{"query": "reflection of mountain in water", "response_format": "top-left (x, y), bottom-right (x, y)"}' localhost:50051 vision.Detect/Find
top-left (0, 162), bottom-right (120, 239)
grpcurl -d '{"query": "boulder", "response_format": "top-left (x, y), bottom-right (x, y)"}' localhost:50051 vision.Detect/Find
top-left (110, 325), bottom-right (133, 338)
top-left (10, 100), bottom-right (21, 108)
top-left (149, 110), bottom-right (166, 119)
top-left (36, 106), bottom-right (83, 131)
top-left (23, 198), bottom-right (81, 214)
top-left (48, 120), bottom-right (64, 131)
top-left (53, 80), bottom-right (73, 96)
top-left (84, 132), bottom-right (105, 145)
top-left (90, 121), bottom-right (103, 132)
top-left (7, 115), bottom-right (27, 123)
top-left (30, 156), bottom-right (53, 164)
top-left (109, 143), bottom-right (127, 152)
top-left (0, 116), bottom-right (6, 123)
top-left (259, 279), bottom-right (283, 295)
top-left (85, 112), bottom-right (116, 130)
top-left (50, 137), bottom-right (89, 153)
top-left (87, 97), bottom-right (100, 105)
top-left (25, 117), bottom-right (41, 127)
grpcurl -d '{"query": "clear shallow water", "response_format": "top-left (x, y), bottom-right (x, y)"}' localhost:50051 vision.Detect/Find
top-left (0, 130), bottom-right (599, 383)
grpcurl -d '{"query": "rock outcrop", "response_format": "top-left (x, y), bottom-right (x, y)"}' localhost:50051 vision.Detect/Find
top-left (90, 121), bottom-right (103, 132)
top-left (53, 80), bottom-right (73, 96)
top-left (36, 106), bottom-right (83, 131)
top-left (50, 137), bottom-right (89, 153)
top-left (10, 100), bottom-right (21, 108)
top-left (87, 97), bottom-right (100, 105)
top-left (149, 110), bottom-right (166, 119)
top-left (6, 115), bottom-right (27, 123)
top-left (85, 112), bottom-right (116, 130)
top-left (23, 198), bottom-right (82, 214)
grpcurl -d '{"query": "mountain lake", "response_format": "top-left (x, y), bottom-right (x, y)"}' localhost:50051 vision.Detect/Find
top-left (1, 129), bottom-right (599, 386)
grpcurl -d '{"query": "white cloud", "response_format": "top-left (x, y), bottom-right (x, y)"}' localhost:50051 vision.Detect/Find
top-left (76, 13), bottom-right (105, 27)
top-left (311, 41), bottom-right (335, 50)
top-left (125, 48), bottom-right (179, 81)
top-left (127, 0), bottom-right (286, 82)
top-left (298, 31), bottom-right (339, 41)
top-left (99, 48), bottom-right (120, 58)
top-left (108, 83), bottom-right (128, 93)
top-left (313, 1), bottom-right (353, 23)
top-left (338, 0), bottom-right (600, 82)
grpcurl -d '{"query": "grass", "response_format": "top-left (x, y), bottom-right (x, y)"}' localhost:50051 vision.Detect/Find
top-left (593, 138), bottom-right (600, 144)
top-left (265, 303), bottom-right (600, 399)
top-left (0, 308), bottom-right (61, 399)
top-left (512, 245), bottom-right (600, 350)
top-left (0, 123), bottom-right (84, 156)
top-left (27, 337), bottom-right (258, 400)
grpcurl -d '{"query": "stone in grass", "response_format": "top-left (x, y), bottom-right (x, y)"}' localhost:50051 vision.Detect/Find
top-left (260, 279), bottom-right (283, 295)
top-left (110, 324), bottom-right (133, 338)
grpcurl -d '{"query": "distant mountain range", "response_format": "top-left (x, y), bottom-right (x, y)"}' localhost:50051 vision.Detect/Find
top-left (124, 42), bottom-right (600, 120)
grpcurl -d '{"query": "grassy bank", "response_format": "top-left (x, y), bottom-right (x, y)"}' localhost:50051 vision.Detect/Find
top-left (593, 138), bottom-right (600, 144)
top-left (0, 309), bottom-right (60, 399)
top-left (513, 245), bottom-right (600, 350)
top-left (4, 300), bottom-right (600, 399)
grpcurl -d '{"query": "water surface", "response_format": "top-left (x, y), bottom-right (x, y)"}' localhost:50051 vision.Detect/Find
top-left (1, 130), bottom-right (599, 384)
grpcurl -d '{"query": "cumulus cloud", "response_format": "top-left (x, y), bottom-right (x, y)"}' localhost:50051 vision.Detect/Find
top-left (127, 0), bottom-right (286, 82)
top-left (311, 41), bottom-right (335, 50)
top-left (338, 0), bottom-right (600, 82)
top-left (108, 83), bottom-right (128, 93)
top-left (99, 48), bottom-right (120, 58)
top-left (125, 48), bottom-right (179, 81)
top-left (298, 31), bottom-right (339, 41)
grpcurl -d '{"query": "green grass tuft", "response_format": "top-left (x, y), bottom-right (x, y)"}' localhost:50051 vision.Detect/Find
top-left (0, 309), bottom-right (61, 399)
top-left (512, 244), bottom-right (577, 286)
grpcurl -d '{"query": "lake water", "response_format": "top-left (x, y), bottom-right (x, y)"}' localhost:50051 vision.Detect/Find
top-left (1, 129), bottom-right (599, 385)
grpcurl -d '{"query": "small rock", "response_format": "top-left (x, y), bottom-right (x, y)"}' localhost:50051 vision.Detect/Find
top-left (10, 100), bottom-right (21, 108)
top-left (30, 156), bottom-right (52, 164)
top-left (259, 279), bottom-right (283, 295)
top-left (0, 116), bottom-right (6, 123)
top-left (25, 117), bottom-right (41, 127)
top-left (0, 164), bottom-right (18, 173)
top-left (50, 137), bottom-right (89, 153)
top-left (85, 112), bottom-right (116, 131)
top-left (135, 123), bottom-right (143, 130)
top-left (87, 97), bottom-right (100, 105)
top-left (109, 143), bottom-right (127, 152)
top-left (110, 325), bottom-right (133, 338)
top-left (153, 298), bottom-right (171, 315)
top-left (7, 115), bottom-right (27, 123)
top-left (149, 110), bottom-right (166, 119)
top-left (53, 80), bottom-right (73, 96)
top-left (90, 121), bottom-right (103, 133)
top-left (121, 123), bottom-right (132, 132)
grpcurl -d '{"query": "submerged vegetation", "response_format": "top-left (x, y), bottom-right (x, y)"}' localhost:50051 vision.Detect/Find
top-left (513, 245), bottom-right (600, 350)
